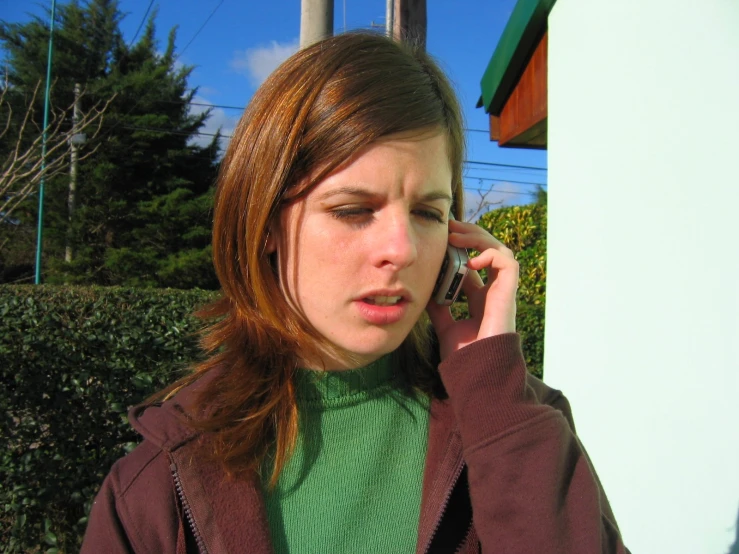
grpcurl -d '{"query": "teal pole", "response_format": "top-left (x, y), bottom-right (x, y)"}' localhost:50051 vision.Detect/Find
top-left (34, 0), bottom-right (57, 284)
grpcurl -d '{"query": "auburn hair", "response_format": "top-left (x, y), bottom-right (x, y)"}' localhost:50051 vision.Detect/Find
top-left (157, 31), bottom-right (466, 485)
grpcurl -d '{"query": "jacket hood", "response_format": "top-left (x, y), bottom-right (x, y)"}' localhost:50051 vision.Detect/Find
top-left (127, 371), bottom-right (216, 452)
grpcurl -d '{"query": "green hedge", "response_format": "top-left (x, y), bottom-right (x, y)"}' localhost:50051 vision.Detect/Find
top-left (474, 203), bottom-right (547, 377)
top-left (0, 286), bottom-right (215, 553)
top-left (476, 203), bottom-right (547, 308)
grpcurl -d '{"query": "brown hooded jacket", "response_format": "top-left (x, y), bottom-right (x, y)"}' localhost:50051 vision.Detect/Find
top-left (81, 334), bottom-right (629, 554)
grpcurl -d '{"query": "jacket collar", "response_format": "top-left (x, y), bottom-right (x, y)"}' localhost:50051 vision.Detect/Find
top-left (127, 370), bottom-right (219, 453)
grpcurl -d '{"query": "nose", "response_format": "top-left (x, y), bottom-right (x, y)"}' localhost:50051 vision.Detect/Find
top-left (369, 212), bottom-right (418, 270)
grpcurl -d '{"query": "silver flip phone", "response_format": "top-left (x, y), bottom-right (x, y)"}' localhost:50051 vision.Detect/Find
top-left (432, 214), bottom-right (469, 305)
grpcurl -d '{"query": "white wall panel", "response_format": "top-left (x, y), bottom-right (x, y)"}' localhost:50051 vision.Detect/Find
top-left (546, 1), bottom-right (739, 552)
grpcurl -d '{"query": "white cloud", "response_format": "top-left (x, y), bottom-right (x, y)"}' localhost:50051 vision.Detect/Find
top-left (188, 95), bottom-right (239, 152)
top-left (230, 39), bottom-right (299, 86)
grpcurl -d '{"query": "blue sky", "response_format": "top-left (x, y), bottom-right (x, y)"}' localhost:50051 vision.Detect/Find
top-left (2, 0), bottom-right (548, 218)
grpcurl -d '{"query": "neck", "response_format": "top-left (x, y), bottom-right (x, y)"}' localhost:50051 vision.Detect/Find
top-left (299, 347), bottom-right (391, 372)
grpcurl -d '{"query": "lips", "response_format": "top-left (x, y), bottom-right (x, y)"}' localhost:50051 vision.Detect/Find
top-left (354, 288), bottom-right (412, 325)
top-left (357, 288), bottom-right (412, 303)
top-left (364, 296), bottom-right (403, 306)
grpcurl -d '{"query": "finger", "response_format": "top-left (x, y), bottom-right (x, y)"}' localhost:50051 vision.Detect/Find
top-left (467, 249), bottom-right (519, 292)
top-left (457, 253), bottom-right (491, 320)
top-left (463, 265), bottom-right (485, 288)
top-left (448, 231), bottom-right (514, 259)
top-left (461, 272), bottom-right (487, 321)
top-left (448, 218), bottom-right (485, 232)
top-left (464, 248), bottom-right (518, 319)
top-left (448, 216), bottom-right (501, 234)
top-left (466, 247), bottom-right (518, 272)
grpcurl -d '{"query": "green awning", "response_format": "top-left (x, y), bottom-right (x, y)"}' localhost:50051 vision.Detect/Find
top-left (478, 0), bottom-right (556, 115)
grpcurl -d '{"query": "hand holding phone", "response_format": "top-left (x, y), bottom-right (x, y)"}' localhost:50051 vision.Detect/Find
top-left (426, 216), bottom-right (519, 360)
top-left (432, 215), bottom-right (469, 305)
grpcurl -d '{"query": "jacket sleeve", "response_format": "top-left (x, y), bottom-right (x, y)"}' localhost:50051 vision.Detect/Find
top-left (81, 472), bottom-right (135, 554)
top-left (437, 333), bottom-right (629, 554)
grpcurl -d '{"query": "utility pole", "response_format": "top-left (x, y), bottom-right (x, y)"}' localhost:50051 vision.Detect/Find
top-left (386, 0), bottom-right (394, 37)
top-left (300, 0), bottom-right (333, 49)
top-left (65, 83), bottom-right (83, 263)
top-left (393, 0), bottom-right (426, 49)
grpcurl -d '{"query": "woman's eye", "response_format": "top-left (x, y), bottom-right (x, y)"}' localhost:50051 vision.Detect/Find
top-left (414, 209), bottom-right (444, 223)
top-left (330, 207), bottom-right (444, 225)
top-left (330, 207), bottom-right (374, 222)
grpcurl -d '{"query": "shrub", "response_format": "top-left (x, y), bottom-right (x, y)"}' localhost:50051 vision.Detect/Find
top-left (473, 203), bottom-right (547, 377)
top-left (476, 203), bottom-right (547, 307)
top-left (0, 285), bottom-right (215, 553)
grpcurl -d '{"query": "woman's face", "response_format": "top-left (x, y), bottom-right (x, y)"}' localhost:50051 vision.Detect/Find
top-left (274, 131), bottom-right (453, 370)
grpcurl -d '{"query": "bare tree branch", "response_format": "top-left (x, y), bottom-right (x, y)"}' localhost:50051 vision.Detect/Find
top-left (465, 179), bottom-right (503, 223)
top-left (0, 81), bottom-right (116, 224)
top-left (0, 87), bottom-right (13, 140)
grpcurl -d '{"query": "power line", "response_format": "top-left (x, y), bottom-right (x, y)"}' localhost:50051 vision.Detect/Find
top-left (465, 165), bottom-right (546, 176)
top-left (463, 186), bottom-right (538, 197)
top-left (159, 100), bottom-right (523, 145)
top-left (148, 103), bottom-right (547, 172)
top-left (24, 3), bottom-right (544, 182)
top-left (464, 175), bottom-right (547, 188)
top-left (177, 0), bottom-right (225, 59)
top-left (76, 125), bottom-right (544, 198)
top-left (128, 0), bottom-right (156, 47)
top-left (117, 126), bottom-right (546, 172)
top-left (181, 100), bottom-right (243, 110)
top-left (6, 97), bottom-right (544, 173)
top-left (121, 124), bottom-right (206, 138)
top-left (91, 1), bottom-right (226, 151)
top-left (109, 125), bottom-right (549, 178)
top-left (465, 160), bottom-right (546, 171)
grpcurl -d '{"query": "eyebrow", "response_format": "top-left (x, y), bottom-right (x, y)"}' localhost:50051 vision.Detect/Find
top-left (316, 186), bottom-right (453, 204)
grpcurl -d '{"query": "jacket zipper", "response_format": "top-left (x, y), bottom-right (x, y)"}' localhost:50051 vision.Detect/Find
top-left (454, 520), bottom-right (475, 554)
top-left (421, 458), bottom-right (466, 554)
top-left (171, 462), bottom-right (209, 554)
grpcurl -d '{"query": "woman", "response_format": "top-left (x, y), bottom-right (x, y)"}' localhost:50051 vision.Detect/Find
top-left (82, 32), bottom-right (628, 553)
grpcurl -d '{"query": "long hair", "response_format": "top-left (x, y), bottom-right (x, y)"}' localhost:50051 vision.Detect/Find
top-left (158, 32), bottom-right (466, 485)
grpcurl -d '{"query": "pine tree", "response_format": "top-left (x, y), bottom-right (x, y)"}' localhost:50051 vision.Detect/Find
top-left (0, 0), bottom-right (220, 288)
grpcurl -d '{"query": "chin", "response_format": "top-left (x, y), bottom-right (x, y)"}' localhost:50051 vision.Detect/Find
top-left (334, 333), bottom-right (409, 368)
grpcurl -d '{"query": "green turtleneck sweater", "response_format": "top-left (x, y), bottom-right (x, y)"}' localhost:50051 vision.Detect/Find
top-left (262, 353), bottom-right (431, 553)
